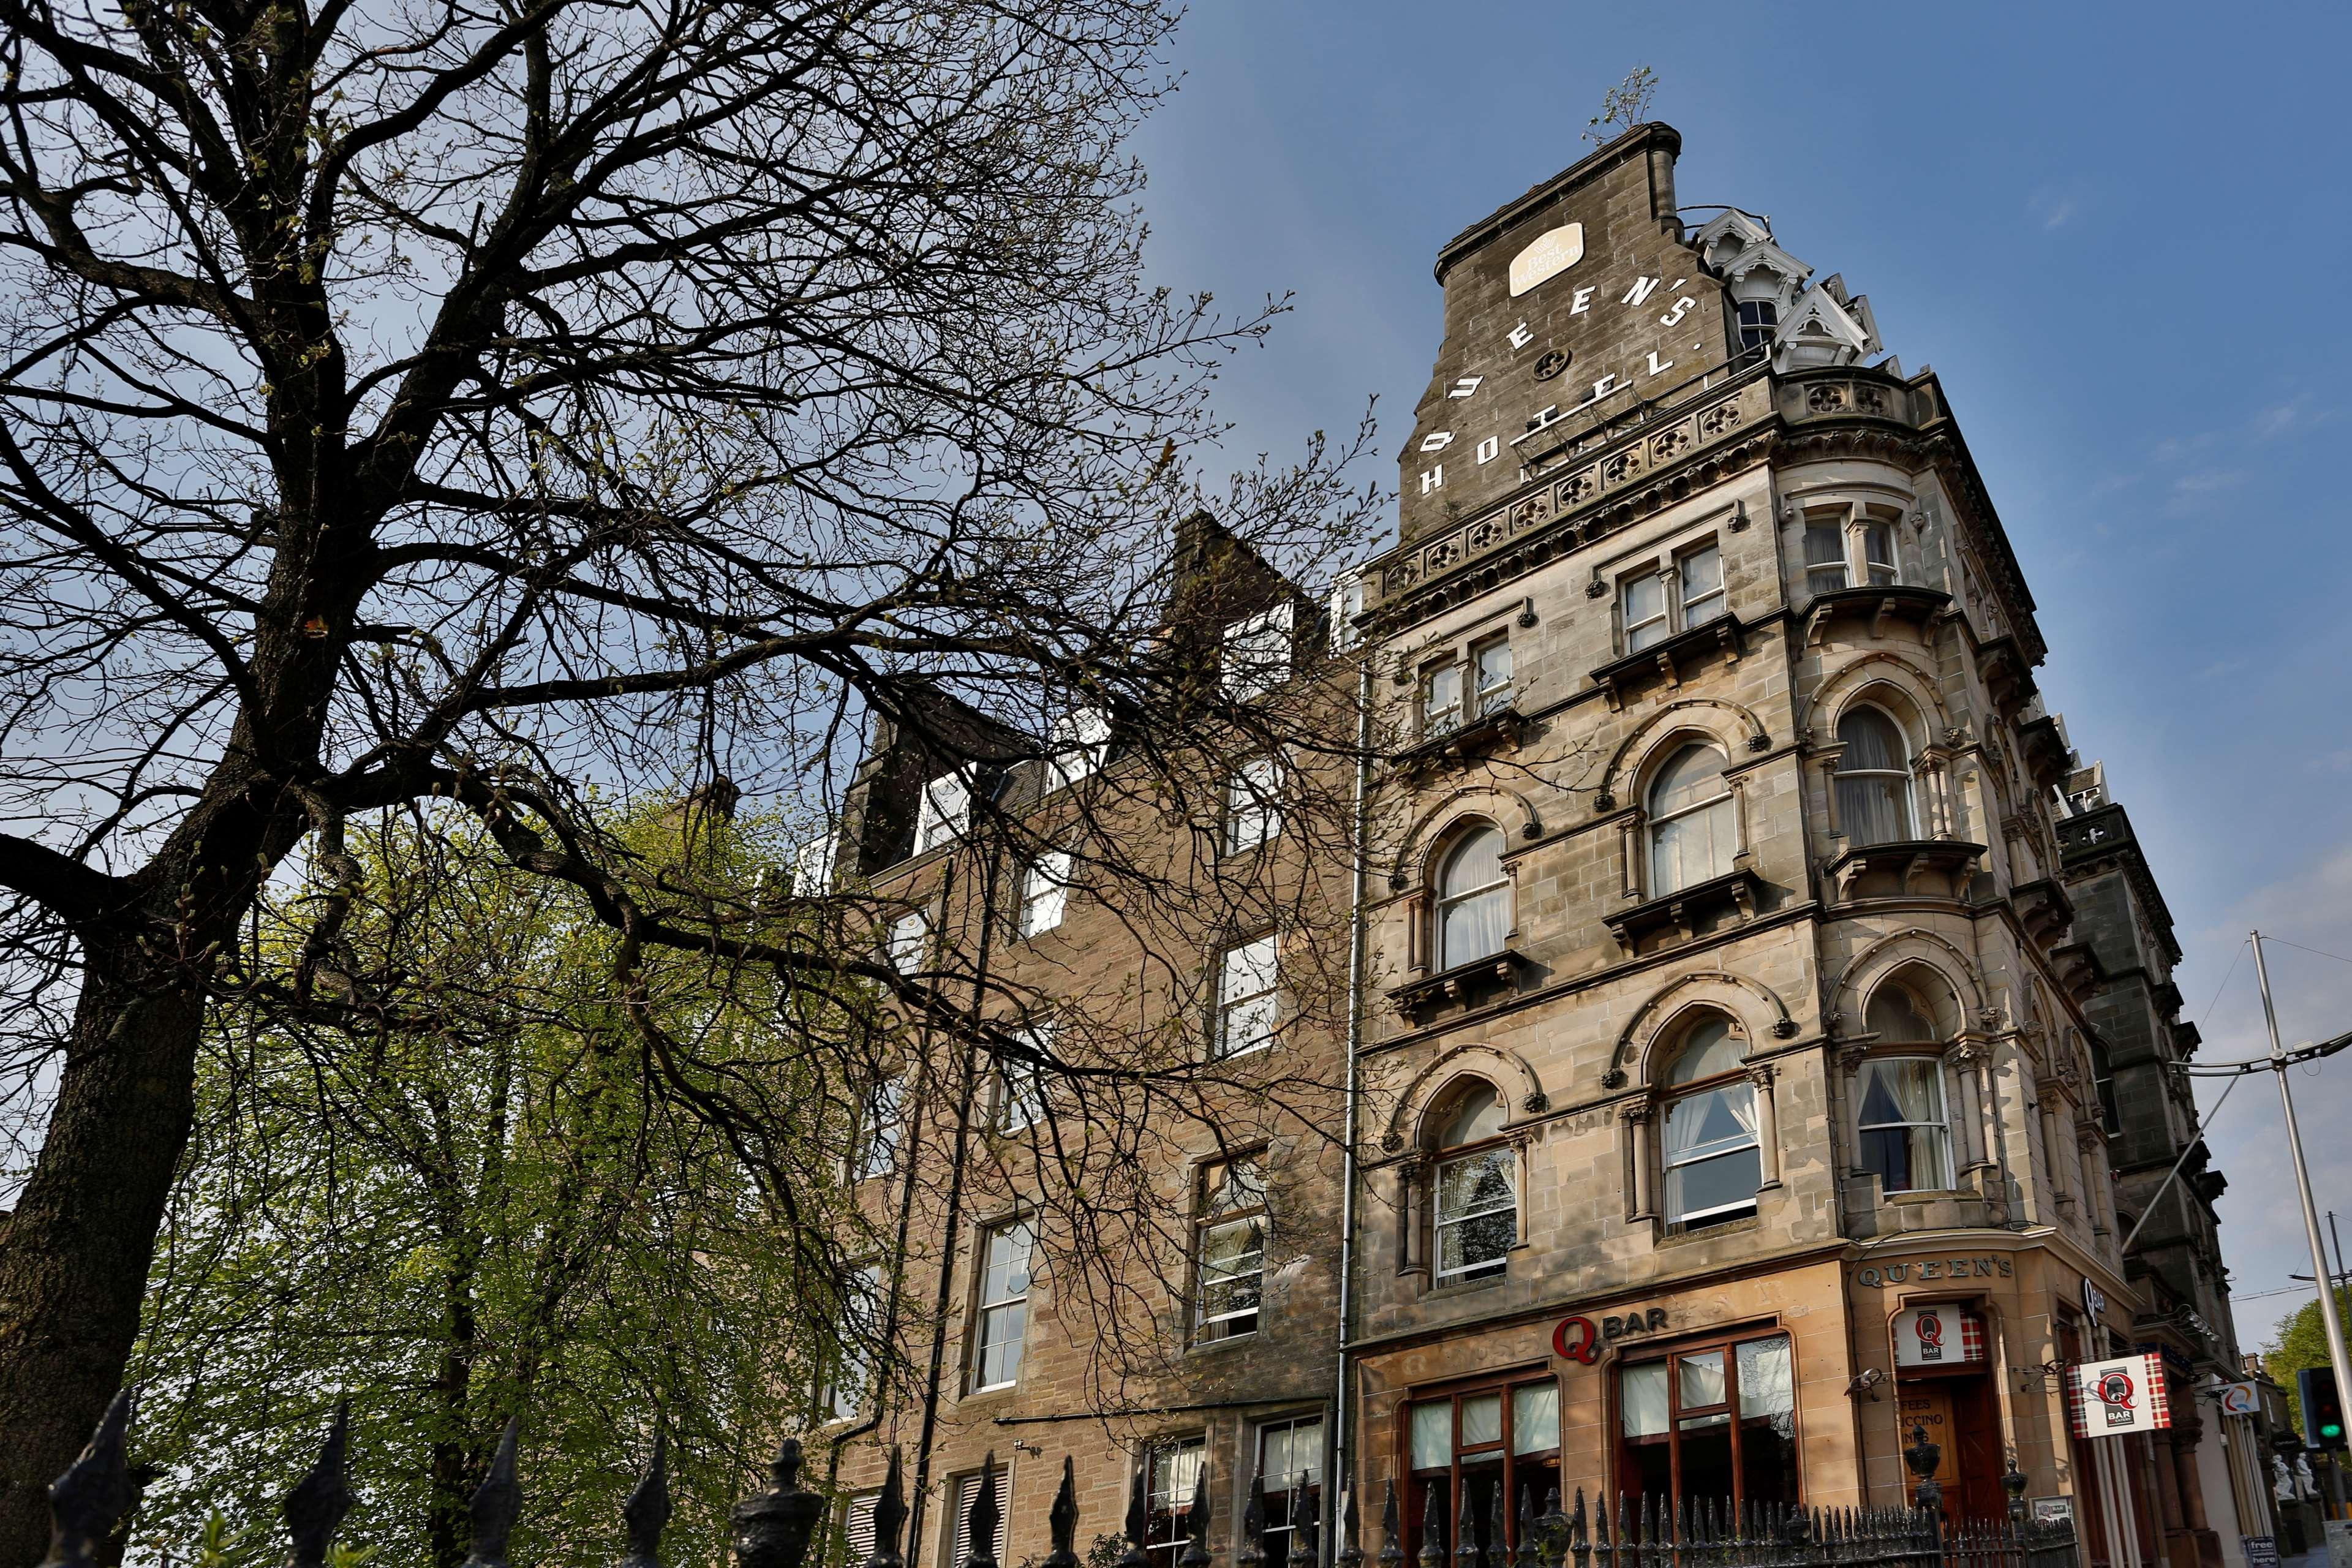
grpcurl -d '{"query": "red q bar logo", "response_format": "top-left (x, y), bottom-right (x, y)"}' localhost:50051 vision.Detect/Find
top-left (1914, 1312), bottom-right (1944, 1349)
top-left (1554, 1316), bottom-right (1600, 1365)
top-left (2096, 1369), bottom-right (2138, 1428)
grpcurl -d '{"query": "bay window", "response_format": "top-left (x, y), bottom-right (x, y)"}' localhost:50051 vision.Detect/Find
top-left (1803, 521), bottom-right (1849, 596)
top-left (1832, 707), bottom-right (1914, 845)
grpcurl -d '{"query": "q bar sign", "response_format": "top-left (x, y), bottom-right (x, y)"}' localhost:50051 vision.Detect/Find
top-left (2070, 1353), bottom-right (2173, 1438)
top-left (1894, 1305), bottom-right (1983, 1369)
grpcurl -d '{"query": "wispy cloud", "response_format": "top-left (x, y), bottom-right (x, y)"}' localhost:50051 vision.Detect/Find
top-left (2028, 184), bottom-right (2081, 231)
top-left (2165, 469), bottom-right (2245, 514)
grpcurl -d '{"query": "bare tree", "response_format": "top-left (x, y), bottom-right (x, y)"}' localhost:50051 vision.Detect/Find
top-left (0, 0), bottom-right (1383, 1555)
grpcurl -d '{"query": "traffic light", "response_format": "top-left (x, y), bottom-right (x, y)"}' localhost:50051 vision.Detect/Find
top-left (2299, 1366), bottom-right (2348, 1451)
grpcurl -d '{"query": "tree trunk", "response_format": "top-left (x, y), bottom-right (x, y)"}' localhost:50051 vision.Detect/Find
top-left (0, 959), bottom-right (203, 1568)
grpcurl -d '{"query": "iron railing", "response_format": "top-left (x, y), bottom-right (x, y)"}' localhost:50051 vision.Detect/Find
top-left (28, 1393), bottom-right (2079, 1568)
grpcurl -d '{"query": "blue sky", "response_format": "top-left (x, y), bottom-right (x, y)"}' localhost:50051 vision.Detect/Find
top-left (1129, 1), bottom-right (2352, 1351)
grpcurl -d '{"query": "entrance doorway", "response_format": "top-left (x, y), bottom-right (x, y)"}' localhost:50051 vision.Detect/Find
top-left (1893, 1371), bottom-right (2004, 1521)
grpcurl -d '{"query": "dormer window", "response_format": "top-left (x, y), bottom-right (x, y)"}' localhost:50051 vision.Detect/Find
top-left (913, 769), bottom-right (973, 853)
top-left (1736, 299), bottom-right (1779, 353)
top-left (1222, 603), bottom-right (1293, 701)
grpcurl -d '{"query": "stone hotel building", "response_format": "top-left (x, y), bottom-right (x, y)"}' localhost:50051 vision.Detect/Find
top-left (817, 125), bottom-right (2277, 1568)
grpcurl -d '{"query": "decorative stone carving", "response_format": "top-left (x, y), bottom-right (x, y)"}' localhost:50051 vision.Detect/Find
top-left (1773, 1017), bottom-right (1800, 1039)
top-left (1381, 1129), bottom-right (1404, 1153)
top-left (1521, 1090), bottom-right (1549, 1114)
top-left (1747, 732), bottom-right (1771, 752)
top-left (1423, 538), bottom-right (1460, 573)
top-left (1466, 517), bottom-right (1504, 552)
top-left (1602, 449), bottom-right (1641, 485)
top-left (1562, 468), bottom-right (1598, 505)
top-left (1532, 349), bottom-right (1570, 381)
top-left (1651, 428), bottom-right (1691, 462)
top-left (1806, 383), bottom-right (1845, 413)
top-left (1698, 400), bottom-right (1742, 438)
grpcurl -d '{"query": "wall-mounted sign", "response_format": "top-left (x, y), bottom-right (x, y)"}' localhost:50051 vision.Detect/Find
top-left (1894, 1305), bottom-right (1986, 1368)
top-left (2242, 1536), bottom-right (2278, 1568)
top-left (1554, 1307), bottom-right (1670, 1365)
top-left (1853, 1255), bottom-right (2014, 1289)
top-left (1507, 224), bottom-right (1585, 297)
top-left (2219, 1381), bottom-right (2261, 1417)
top-left (2082, 1280), bottom-right (2109, 1318)
top-left (2069, 1354), bottom-right (2172, 1437)
top-left (2030, 1498), bottom-right (2075, 1526)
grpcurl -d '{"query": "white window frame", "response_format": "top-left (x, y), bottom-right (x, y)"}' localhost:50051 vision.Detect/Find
top-left (792, 829), bottom-right (837, 896)
top-left (1863, 518), bottom-right (1901, 587)
top-left (1255, 1415), bottom-right (1325, 1555)
top-left (1855, 1056), bottom-right (1954, 1194)
top-left (1224, 755), bottom-right (1284, 856)
top-left (1433, 1144), bottom-right (1517, 1284)
top-left (1419, 660), bottom-right (1463, 737)
top-left (1736, 298), bottom-right (1779, 352)
top-left (1611, 527), bottom-right (1730, 655)
top-left (1195, 1158), bottom-right (1267, 1343)
top-left (1435, 826), bottom-right (1512, 971)
top-left (820, 1262), bottom-right (883, 1421)
top-left (992, 1026), bottom-right (1049, 1133)
top-left (1048, 706), bottom-right (1112, 791)
top-left (969, 1221), bottom-right (1034, 1392)
top-left (1141, 1437), bottom-right (1205, 1568)
top-left (1662, 1080), bottom-right (1762, 1227)
top-left (888, 910), bottom-right (931, 973)
top-left (1212, 934), bottom-right (1279, 1060)
top-left (1472, 637), bottom-right (1513, 718)
top-left (1802, 514), bottom-right (1850, 597)
top-left (914, 768), bottom-right (973, 854)
top-left (1646, 745), bottom-right (1737, 896)
top-left (856, 1077), bottom-right (904, 1182)
top-left (1222, 603), bottom-right (1294, 701)
top-left (1019, 850), bottom-right (1071, 938)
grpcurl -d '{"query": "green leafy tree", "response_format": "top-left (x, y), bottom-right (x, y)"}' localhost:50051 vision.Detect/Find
top-left (125, 801), bottom-right (888, 1568)
top-left (2266, 1288), bottom-right (2352, 1440)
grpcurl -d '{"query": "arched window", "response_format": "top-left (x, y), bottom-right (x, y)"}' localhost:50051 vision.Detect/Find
top-left (1648, 746), bottom-right (1736, 894)
top-left (1660, 1016), bottom-right (1759, 1229)
top-left (1833, 707), bottom-right (1914, 846)
top-left (1437, 826), bottom-right (1511, 969)
top-left (1857, 980), bottom-right (1953, 1194)
top-left (1432, 1080), bottom-right (1515, 1284)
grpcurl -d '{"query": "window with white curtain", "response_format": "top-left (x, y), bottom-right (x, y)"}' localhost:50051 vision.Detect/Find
top-left (1661, 1017), bottom-right (1760, 1229)
top-left (1833, 707), bottom-right (1914, 846)
top-left (1436, 826), bottom-right (1510, 969)
top-left (1433, 1082), bottom-right (1515, 1284)
top-left (1141, 1438), bottom-right (1204, 1568)
top-left (1648, 745), bottom-right (1736, 894)
top-left (1213, 935), bottom-right (1278, 1058)
top-left (1857, 1058), bottom-right (1953, 1193)
top-left (1803, 520), bottom-right (1849, 596)
top-left (1863, 521), bottom-right (1900, 586)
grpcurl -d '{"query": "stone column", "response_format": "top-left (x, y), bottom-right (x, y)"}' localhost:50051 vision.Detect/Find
top-left (1838, 1044), bottom-right (1869, 1177)
top-left (1625, 1107), bottom-right (1654, 1221)
top-left (1817, 742), bottom-right (1849, 845)
top-left (1396, 1158), bottom-right (1423, 1274)
top-left (1749, 1065), bottom-right (1782, 1189)
top-left (2038, 1088), bottom-right (2072, 1215)
top-left (1953, 1045), bottom-right (1990, 1174)
top-left (2078, 1125), bottom-right (2110, 1237)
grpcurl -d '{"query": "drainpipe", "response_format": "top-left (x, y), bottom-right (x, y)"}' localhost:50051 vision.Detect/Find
top-left (1333, 641), bottom-right (1376, 1546)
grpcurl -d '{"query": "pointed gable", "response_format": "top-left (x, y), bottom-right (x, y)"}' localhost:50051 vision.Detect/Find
top-left (1774, 279), bottom-right (1879, 369)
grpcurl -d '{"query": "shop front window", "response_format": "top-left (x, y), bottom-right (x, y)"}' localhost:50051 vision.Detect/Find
top-left (1617, 1333), bottom-right (1798, 1517)
top-left (1404, 1378), bottom-right (1560, 1568)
